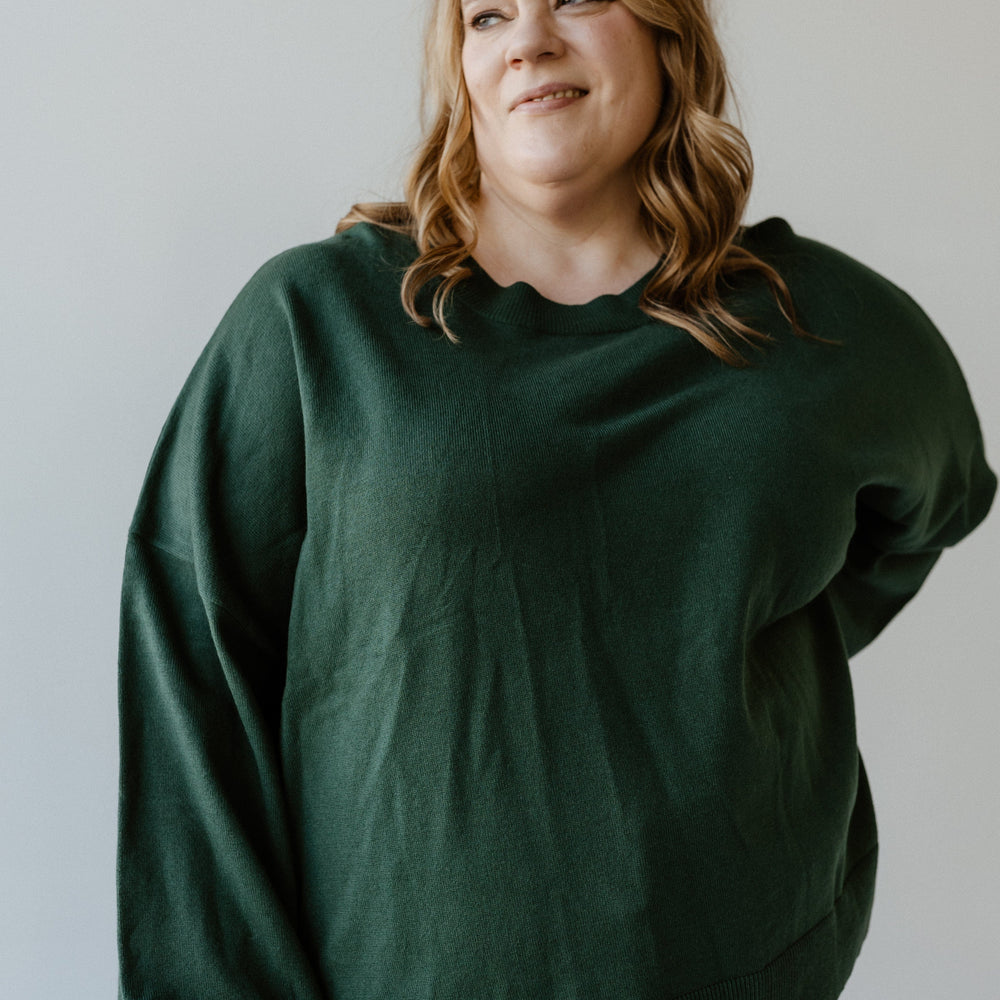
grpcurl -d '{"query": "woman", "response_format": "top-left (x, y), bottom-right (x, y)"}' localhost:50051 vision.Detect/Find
top-left (117, 1), bottom-right (995, 998)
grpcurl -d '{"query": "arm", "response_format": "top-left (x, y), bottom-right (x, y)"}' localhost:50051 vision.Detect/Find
top-left (117, 261), bottom-right (325, 999)
top-left (828, 470), bottom-right (993, 658)
top-left (824, 282), bottom-right (996, 658)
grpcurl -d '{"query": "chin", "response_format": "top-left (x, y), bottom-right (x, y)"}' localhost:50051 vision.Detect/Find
top-left (508, 157), bottom-right (591, 188)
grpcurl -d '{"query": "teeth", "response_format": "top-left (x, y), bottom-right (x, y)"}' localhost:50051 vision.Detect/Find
top-left (530, 89), bottom-right (585, 102)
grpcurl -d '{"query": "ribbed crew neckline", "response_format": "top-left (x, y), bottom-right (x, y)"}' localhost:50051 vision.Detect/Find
top-left (453, 255), bottom-right (659, 336)
top-left (369, 217), bottom-right (798, 338)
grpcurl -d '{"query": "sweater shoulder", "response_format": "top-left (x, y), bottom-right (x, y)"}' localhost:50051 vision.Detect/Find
top-left (742, 217), bottom-right (906, 300)
top-left (741, 217), bottom-right (932, 326)
top-left (742, 220), bottom-right (993, 513)
top-left (741, 217), bottom-right (960, 372)
top-left (188, 222), bottom-right (416, 372)
top-left (240, 222), bottom-right (417, 300)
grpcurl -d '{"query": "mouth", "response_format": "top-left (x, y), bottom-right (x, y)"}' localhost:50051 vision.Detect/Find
top-left (511, 84), bottom-right (589, 112)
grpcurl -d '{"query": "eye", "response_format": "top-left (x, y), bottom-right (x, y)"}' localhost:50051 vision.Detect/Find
top-left (466, 0), bottom-right (611, 32)
top-left (468, 9), bottom-right (507, 30)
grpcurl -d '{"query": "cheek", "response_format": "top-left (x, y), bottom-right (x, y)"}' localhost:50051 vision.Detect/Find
top-left (604, 48), bottom-right (661, 132)
top-left (461, 65), bottom-right (500, 165)
top-left (628, 42), bottom-right (664, 130)
top-left (461, 48), bottom-right (495, 117)
top-left (460, 54), bottom-right (474, 99)
top-left (613, 16), bottom-right (662, 103)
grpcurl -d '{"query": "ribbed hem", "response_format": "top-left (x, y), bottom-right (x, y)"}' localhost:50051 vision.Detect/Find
top-left (673, 845), bottom-right (877, 1000)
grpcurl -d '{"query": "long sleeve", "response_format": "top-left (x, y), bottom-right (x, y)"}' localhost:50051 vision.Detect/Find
top-left (814, 259), bottom-right (997, 657)
top-left (827, 459), bottom-right (994, 658)
top-left (117, 261), bottom-right (325, 999)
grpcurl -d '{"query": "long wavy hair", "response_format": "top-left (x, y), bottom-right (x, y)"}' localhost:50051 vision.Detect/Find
top-left (339, 0), bottom-right (802, 366)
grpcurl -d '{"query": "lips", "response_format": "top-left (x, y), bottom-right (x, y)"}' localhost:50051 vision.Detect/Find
top-left (510, 83), bottom-right (589, 111)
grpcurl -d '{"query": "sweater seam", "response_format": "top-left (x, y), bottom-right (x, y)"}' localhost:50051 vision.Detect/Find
top-left (128, 528), bottom-right (194, 567)
top-left (128, 526), bottom-right (305, 569)
top-left (127, 528), bottom-right (303, 655)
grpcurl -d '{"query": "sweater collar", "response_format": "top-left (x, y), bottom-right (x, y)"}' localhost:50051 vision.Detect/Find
top-left (453, 255), bottom-right (658, 337)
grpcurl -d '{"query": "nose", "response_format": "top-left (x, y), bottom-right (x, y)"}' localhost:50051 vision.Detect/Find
top-left (505, 10), bottom-right (565, 66)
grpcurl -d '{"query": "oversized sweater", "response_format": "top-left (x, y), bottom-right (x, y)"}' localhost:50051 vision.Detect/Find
top-left (118, 218), bottom-right (996, 1000)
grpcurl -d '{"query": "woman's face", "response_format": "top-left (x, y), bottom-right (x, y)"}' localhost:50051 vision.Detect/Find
top-left (460, 0), bottom-right (663, 201)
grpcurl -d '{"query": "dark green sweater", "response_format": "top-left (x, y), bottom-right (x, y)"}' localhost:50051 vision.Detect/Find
top-left (118, 219), bottom-right (995, 999)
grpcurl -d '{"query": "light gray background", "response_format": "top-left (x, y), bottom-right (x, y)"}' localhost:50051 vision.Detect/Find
top-left (2, 1), bottom-right (997, 997)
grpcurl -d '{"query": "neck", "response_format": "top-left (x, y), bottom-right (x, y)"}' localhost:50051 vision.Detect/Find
top-left (470, 173), bottom-right (660, 305)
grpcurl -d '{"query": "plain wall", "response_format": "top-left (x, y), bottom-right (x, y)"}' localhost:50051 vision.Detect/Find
top-left (2, 1), bottom-right (996, 997)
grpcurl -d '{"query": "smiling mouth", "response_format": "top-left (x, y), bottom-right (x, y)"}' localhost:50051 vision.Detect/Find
top-left (511, 86), bottom-right (590, 111)
top-left (525, 88), bottom-right (588, 104)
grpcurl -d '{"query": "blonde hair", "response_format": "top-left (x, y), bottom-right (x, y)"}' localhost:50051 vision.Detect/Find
top-left (339, 0), bottom-right (802, 366)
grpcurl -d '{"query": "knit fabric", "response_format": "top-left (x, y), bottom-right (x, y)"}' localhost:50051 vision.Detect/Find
top-left (118, 218), bottom-right (995, 999)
